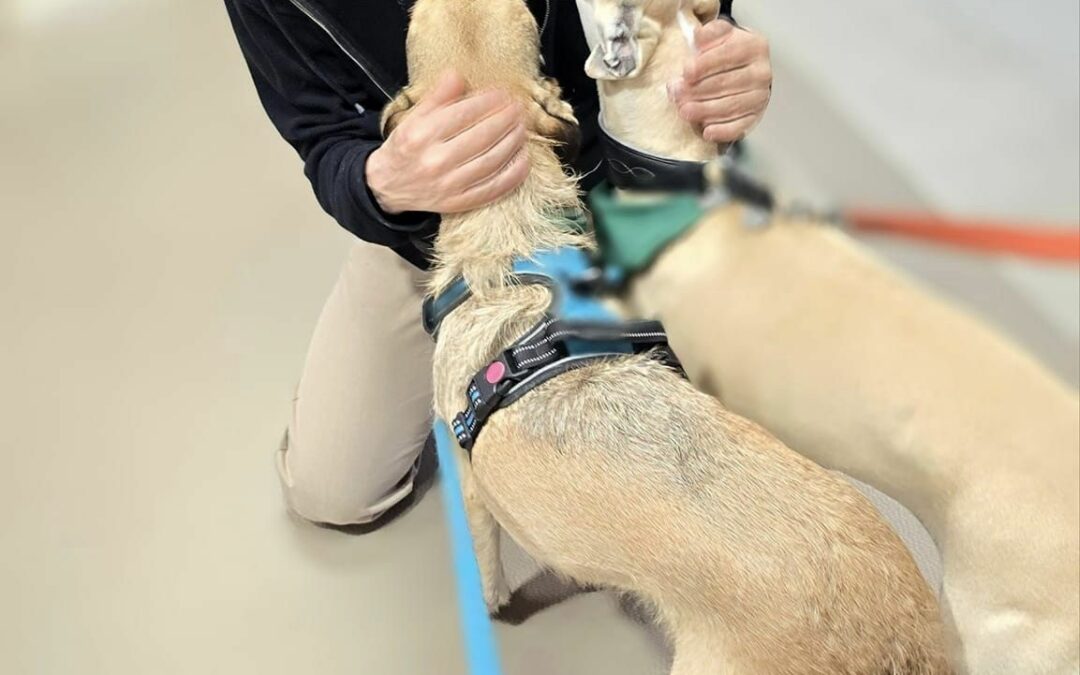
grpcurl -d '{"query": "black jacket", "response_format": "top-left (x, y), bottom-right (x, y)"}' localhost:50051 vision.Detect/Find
top-left (225, 0), bottom-right (732, 268)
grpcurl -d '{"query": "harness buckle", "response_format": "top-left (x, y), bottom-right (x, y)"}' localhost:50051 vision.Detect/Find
top-left (451, 411), bottom-right (477, 449)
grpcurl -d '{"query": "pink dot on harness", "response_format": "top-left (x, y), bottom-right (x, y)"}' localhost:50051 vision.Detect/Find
top-left (485, 361), bottom-right (506, 384)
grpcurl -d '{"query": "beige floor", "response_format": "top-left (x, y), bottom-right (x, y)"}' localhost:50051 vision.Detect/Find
top-left (1, 2), bottom-right (1075, 675)
top-left (0, 4), bottom-right (670, 673)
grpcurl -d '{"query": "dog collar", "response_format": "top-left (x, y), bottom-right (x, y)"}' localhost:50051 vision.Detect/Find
top-left (423, 245), bottom-right (614, 338)
top-left (423, 278), bottom-right (470, 337)
top-left (422, 209), bottom-right (594, 337)
top-left (597, 118), bottom-right (775, 212)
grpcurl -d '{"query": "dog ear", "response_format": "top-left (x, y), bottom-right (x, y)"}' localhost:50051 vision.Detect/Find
top-left (380, 87), bottom-right (415, 138)
top-left (530, 77), bottom-right (582, 163)
top-left (583, 3), bottom-right (660, 81)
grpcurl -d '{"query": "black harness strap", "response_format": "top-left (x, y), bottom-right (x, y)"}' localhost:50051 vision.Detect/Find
top-left (451, 316), bottom-right (678, 451)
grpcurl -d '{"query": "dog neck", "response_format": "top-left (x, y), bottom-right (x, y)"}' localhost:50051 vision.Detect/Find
top-left (428, 138), bottom-right (585, 298)
top-left (598, 13), bottom-right (718, 164)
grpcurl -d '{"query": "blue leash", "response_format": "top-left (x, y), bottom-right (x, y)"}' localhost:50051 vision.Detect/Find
top-left (433, 420), bottom-right (504, 675)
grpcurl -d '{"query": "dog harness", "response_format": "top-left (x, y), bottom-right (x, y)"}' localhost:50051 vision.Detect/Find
top-left (424, 245), bottom-right (683, 453)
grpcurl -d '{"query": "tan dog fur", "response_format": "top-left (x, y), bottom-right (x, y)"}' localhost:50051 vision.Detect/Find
top-left (579, 1), bottom-right (1080, 673)
top-left (388, 0), bottom-right (952, 672)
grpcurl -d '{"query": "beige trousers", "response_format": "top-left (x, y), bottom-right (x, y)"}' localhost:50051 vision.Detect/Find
top-left (277, 241), bottom-right (434, 526)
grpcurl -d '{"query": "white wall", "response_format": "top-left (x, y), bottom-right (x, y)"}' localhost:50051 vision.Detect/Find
top-left (742, 0), bottom-right (1080, 222)
top-left (12, 0), bottom-right (166, 29)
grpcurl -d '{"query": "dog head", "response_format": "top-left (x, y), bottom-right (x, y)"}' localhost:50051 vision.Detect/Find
top-left (579, 0), bottom-right (719, 80)
top-left (381, 0), bottom-right (580, 161)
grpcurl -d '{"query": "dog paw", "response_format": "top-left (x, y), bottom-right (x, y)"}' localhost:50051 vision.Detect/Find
top-left (484, 579), bottom-right (512, 617)
top-left (548, 97), bottom-right (575, 122)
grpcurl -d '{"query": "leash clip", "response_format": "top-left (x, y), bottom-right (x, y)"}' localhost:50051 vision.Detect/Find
top-left (703, 157), bottom-right (726, 190)
top-left (700, 157), bottom-right (732, 209)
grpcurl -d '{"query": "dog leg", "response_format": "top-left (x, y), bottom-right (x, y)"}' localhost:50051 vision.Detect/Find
top-left (670, 629), bottom-right (743, 675)
top-left (670, 649), bottom-right (729, 675)
top-left (457, 452), bottom-right (511, 614)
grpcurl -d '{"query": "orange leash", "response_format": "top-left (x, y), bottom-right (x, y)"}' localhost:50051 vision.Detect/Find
top-left (843, 208), bottom-right (1080, 263)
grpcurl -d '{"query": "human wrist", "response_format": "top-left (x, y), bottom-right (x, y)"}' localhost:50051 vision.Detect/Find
top-left (365, 146), bottom-right (405, 215)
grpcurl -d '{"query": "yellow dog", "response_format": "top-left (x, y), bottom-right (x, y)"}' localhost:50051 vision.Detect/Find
top-left (578, 0), bottom-right (1080, 672)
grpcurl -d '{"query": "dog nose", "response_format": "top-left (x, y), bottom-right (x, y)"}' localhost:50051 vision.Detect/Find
top-left (603, 52), bottom-right (635, 78)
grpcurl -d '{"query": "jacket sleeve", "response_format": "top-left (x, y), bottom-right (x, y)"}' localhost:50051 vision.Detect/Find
top-left (225, 0), bottom-right (438, 266)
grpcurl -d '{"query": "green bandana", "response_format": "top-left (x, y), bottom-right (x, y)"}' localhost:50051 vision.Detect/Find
top-left (587, 182), bottom-right (705, 276)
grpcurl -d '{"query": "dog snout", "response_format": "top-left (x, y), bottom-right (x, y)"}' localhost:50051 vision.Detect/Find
top-left (602, 37), bottom-right (637, 78)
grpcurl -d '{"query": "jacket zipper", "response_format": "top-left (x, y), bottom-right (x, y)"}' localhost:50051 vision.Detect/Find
top-left (288, 0), bottom-right (395, 101)
top-left (540, 0), bottom-right (551, 34)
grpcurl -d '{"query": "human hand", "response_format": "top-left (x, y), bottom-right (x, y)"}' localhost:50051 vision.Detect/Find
top-left (668, 19), bottom-right (773, 144)
top-left (367, 71), bottom-right (530, 215)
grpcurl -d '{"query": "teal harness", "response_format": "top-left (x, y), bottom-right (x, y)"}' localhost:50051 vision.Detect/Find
top-left (423, 246), bottom-right (682, 453)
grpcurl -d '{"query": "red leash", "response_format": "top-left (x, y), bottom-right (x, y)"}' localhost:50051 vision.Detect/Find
top-left (844, 208), bottom-right (1080, 263)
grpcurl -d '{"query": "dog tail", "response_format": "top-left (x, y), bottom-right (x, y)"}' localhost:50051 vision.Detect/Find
top-left (880, 642), bottom-right (955, 675)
